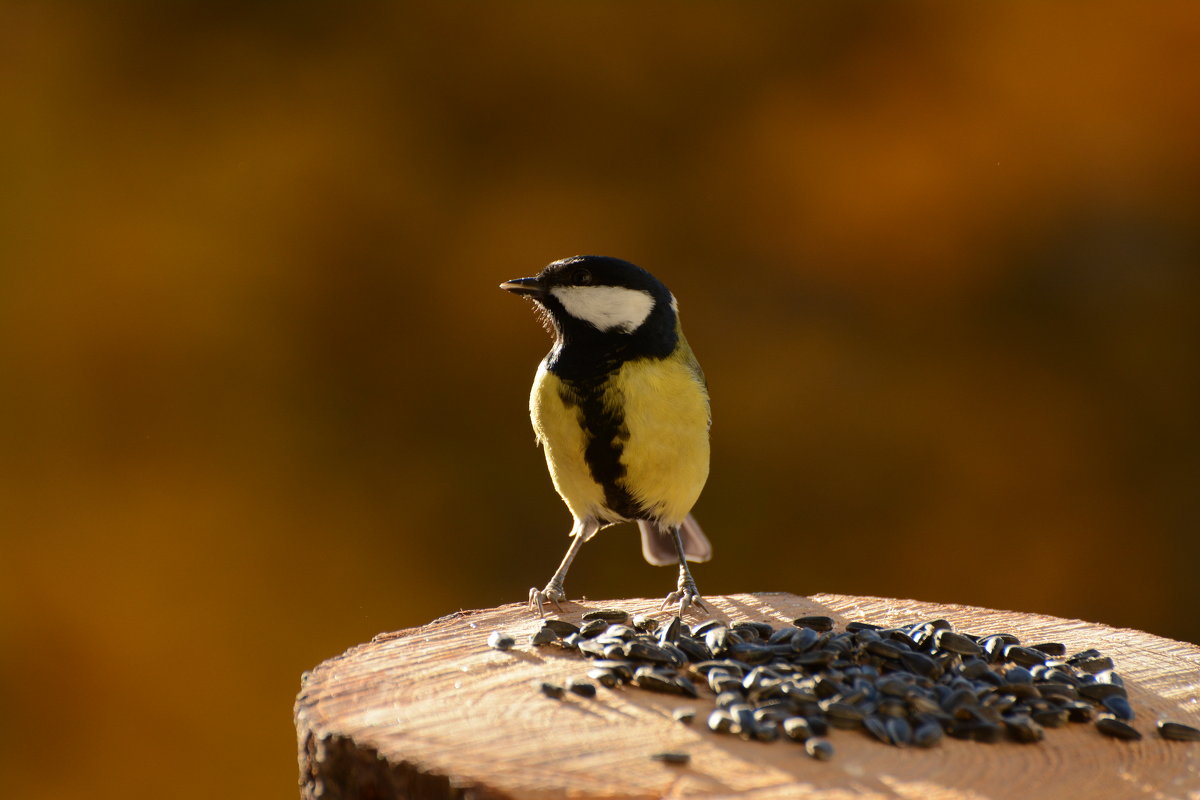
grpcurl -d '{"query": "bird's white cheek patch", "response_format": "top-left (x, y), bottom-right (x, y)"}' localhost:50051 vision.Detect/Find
top-left (550, 286), bottom-right (656, 333)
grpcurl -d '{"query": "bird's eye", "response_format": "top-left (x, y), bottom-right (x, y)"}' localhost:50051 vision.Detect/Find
top-left (572, 268), bottom-right (592, 285)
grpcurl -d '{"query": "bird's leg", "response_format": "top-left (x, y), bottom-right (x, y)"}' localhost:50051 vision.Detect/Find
top-left (529, 519), bottom-right (597, 617)
top-left (660, 524), bottom-right (709, 616)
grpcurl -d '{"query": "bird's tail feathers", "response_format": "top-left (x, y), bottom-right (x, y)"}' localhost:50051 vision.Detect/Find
top-left (638, 514), bottom-right (712, 566)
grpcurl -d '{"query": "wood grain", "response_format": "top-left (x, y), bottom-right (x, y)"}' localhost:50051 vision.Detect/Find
top-left (295, 593), bottom-right (1200, 799)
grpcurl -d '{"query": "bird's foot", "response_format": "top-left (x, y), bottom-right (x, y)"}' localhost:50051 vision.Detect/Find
top-left (528, 582), bottom-right (567, 617)
top-left (661, 577), bottom-right (709, 617)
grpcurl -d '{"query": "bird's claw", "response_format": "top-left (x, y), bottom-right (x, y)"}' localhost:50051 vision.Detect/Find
top-left (528, 584), bottom-right (566, 617)
top-left (661, 585), bottom-right (709, 617)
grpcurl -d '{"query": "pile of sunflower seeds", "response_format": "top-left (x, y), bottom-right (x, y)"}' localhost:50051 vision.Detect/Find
top-left (500, 609), bottom-right (1200, 758)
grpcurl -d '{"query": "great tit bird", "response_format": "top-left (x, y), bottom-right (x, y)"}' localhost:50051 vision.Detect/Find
top-left (500, 255), bottom-right (712, 616)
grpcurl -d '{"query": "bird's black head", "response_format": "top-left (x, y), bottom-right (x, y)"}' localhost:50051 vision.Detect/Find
top-left (501, 255), bottom-right (680, 377)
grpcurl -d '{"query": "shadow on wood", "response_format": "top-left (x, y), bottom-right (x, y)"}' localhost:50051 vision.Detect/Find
top-left (295, 592), bottom-right (1200, 799)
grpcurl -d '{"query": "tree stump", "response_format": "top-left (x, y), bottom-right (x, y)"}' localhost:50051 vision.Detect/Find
top-left (295, 593), bottom-right (1200, 799)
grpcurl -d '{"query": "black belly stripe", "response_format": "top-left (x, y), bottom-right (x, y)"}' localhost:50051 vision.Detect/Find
top-left (559, 375), bottom-right (641, 521)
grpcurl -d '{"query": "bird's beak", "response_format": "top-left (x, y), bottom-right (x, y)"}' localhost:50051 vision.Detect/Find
top-left (499, 276), bottom-right (545, 297)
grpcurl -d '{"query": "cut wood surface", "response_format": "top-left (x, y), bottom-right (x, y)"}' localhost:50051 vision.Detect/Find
top-left (295, 593), bottom-right (1200, 799)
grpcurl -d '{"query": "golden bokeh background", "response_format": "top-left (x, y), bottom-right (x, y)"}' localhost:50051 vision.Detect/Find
top-left (2, 3), bottom-right (1198, 797)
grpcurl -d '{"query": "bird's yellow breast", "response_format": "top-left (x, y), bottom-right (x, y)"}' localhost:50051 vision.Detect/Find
top-left (530, 336), bottom-right (710, 527)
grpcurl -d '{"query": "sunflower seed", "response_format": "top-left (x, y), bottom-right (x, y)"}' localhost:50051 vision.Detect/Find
top-left (1064, 700), bottom-right (1097, 723)
top-left (884, 629), bottom-right (920, 649)
top-left (709, 672), bottom-right (742, 695)
top-left (705, 627), bottom-right (736, 655)
top-left (900, 651), bottom-right (938, 677)
top-left (1096, 716), bottom-right (1141, 740)
top-left (1075, 656), bottom-right (1115, 674)
top-left (587, 668), bottom-right (619, 688)
top-left (867, 640), bottom-right (905, 660)
top-left (707, 709), bottom-right (735, 733)
top-left (886, 716), bottom-right (913, 747)
top-left (661, 643), bottom-right (688, 666)
top-left (579, 619), bottom-right (608, 638)
top-left (730, 643), bottom-right (774, 664)
top-left (1005, 666), bottom-right (1034, 685)
top-left (863, 715), bottom-right (890, 743)
top-left (566, 678), bottom-right (596, 698)
top-left (547, 605), bottom-right (1136, 759)
top-left (530, 626), bottom-right (558, 646)
top-left (1036, 683), bottom-right (1078, 701)
top-left (958, 657), bottom-right (989, 679)
top-left (975, 669), bottom-right (1004, 689)
top-left (823, 701), bottom-right (865, 729)
top-left (912, 718), bottom-right (944, 747)
top-left (676, 636), bottom-right (713, 662)
top-left (795, 650), bottom-right (836, 669)
top-left (806, 715), bottom-right (830, 736)
top-left (793, 615), bottom-right (835, 632)
top-left (1068, 648), bottom-right (1103, 663)
top-left (754, 723), bottom-right (780, 742)
top-left (981, 693), bottom-right (1016, 714)
top-left (539, 682), bottom-right (565, 699)
top-left (1078, 682), bottom-right (1126, 701)
top-left (625, 641), bottom-right (673, 663)
top-left (542, 619), bottom-right (580, 637)
top-left (780, 681), bottom-right (819, 704)
top-left (789, 626), bottom-right (819, 653)
top-left (488, 631), bottom-right (515, 650)
top-left (1004, 645), bottom-right (1048, 667)
top-left (742, 665), bottom-right (781, 691)
top-left (658, 615), bottom-right (683, 644)
top-left (755, 698), bottom-right (793, 718)
top-left (734, 621), bottom-right (775, 640)
top-left (935, 630), bottom-right (982, 656)
top-left (633, 666), bottom-right (686, 695)
top-left (783, 716), bottom-right (813, 741)
top-left (1005, 714), bottom-right (1045, 743)
top-left (942, 687), bottom-right (978, 714)
top-left (1032, 708), bottom-right (1069, 728)
top-left (589, 659), bottom-right (634, 679)
top-left (907, 693), bottom-right (943, 716)
top-left (582, 608), bottom-right (629, 623)
top-left (673, 707), bottom-right (696, 725)
top-left (1039, 667), bottom-right (1079, 686)
top-left (1158, 721), bottom-right (1200, 741)
top-left (650, 751), bottom-right (690, 765)
top-left (1030, 642), bottom-right (1067, 657)
top-left (1102, 695), bottom-right (1134, 721)
top-left (875, 676), bottom-right (909, 697)
top-left (805, 738), bottom-right (834, 760)
top-left (604, 624), bottom-right (637, 640)
top-left (813, 676), bottom-right (845, 700)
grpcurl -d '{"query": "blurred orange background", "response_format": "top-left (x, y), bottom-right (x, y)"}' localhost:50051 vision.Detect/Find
top-left (2, 2), bottom-right (1198, 797)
